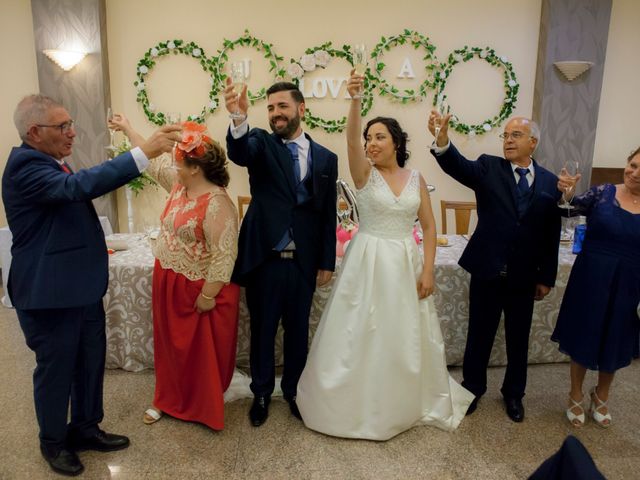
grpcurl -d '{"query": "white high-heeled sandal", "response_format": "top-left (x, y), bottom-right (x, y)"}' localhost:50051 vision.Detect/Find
top-left (566, 395), bottom-right (585, 427)
top-left (590, 387), bottom-right (612, 428)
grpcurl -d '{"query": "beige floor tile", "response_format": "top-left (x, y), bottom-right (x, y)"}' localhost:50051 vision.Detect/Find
top-left (1, 285), bottom-right (639, 479)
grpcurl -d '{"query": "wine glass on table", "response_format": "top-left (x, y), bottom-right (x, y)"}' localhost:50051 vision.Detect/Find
top-left (166, 112), bottom-right (182, 169)
top-left (352, 44), bottom-right (367, 99)
top-left (229, 61), bottom-right (246, 120)
top-left (558, 160), bottom-right (580, 210)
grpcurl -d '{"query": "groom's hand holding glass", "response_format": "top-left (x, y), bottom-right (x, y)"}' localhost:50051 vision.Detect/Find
top-left (223, 77), bottom-right (249, 126)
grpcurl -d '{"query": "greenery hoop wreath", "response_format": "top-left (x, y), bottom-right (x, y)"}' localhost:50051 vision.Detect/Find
top-left (213, 30), bottom-right (285, 105)
top-left (371, 29), bottom-right (438, 103)
top-left (134, 39), bottom-right (218, 125)
top-left (433, 46), bottom-right (519, 136)
top-left (133, 32), bottom-right (519, 136)
top-left (287, 42), bottom-right (374, 133)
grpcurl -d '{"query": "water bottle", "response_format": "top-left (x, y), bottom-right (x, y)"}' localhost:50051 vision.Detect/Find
top-left (572, 216), bottom-right (587, 254)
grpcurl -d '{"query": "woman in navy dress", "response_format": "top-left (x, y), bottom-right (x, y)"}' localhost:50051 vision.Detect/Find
top-left (553, 147), bottom-right (640, 428)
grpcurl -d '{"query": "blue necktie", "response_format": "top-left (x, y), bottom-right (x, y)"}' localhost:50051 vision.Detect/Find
top-left (286, 142), bottom-right (301, 182)
top-left (516, 167), bottom-right (529, 194)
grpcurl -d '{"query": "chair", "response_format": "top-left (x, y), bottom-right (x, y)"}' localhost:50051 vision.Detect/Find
top-left (440, 200), bottom-right (477, 235)
top-left (237, 196), bottom-right (251, 223)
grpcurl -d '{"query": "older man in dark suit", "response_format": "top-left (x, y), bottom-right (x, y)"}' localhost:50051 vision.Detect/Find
top-left (224, 80), bottom-right (337, 427)
top-left (429, 113), bottom-right (561, 422)
top-left (2, 94), bottom-right (179, 476)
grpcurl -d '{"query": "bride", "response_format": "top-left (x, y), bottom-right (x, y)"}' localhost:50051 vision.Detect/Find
top-left (296, 71), bottom-right (473, 440)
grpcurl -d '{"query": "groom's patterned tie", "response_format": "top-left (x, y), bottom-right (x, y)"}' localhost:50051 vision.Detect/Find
top-left (286, 142), bottom-right (301, 183)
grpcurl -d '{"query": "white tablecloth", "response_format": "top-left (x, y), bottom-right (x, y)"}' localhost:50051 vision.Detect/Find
top-left (104, 234), bottom-right (577, 372)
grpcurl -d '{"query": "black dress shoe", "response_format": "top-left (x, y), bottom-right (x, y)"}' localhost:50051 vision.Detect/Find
top-left (466, 396), bottom-right (480, 416)
top-left (504, 397), bottom-right (525, 422)
top-left (41, 446), bottom-right (84, 476)
top-left (249, 395), bottom-right (270, 427)
top-left (285, 396), bottom-right (302, 421)
top-left (69, 430), bottom-right (130, 452)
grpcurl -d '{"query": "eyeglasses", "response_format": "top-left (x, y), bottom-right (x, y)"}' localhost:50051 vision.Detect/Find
top-left (498, 131), bottom-right (530, 141)
top-left (36, 120), bottom-right (75, 134)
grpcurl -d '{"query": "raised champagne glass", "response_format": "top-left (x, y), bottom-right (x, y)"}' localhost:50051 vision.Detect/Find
top-left (166, 112), bottom-right (182, 169)
top-left (229, 61), bottom-right (246, 120)
top-left (558, 160), bottom-right (580, 210)
top-left (434, 95), bottom-right (448, 142)
top-left (352, 44), bottom-right (367, 99)
top-left (105, 107), bottom-right (117, 155)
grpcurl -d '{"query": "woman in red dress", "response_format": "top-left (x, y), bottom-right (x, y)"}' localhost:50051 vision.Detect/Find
top-left (111, 117), bottom-right (239, 430)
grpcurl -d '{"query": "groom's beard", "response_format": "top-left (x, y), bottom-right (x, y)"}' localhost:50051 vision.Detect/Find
top-left (270, 112), bottom-right (301, 139)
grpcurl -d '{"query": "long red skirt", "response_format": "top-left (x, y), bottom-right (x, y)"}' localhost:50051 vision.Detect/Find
top-left (151, 260), bottom-right (240, 430)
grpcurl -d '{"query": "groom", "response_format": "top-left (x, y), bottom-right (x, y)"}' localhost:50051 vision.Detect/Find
top-left (224, 79), bottom-right (337, 426)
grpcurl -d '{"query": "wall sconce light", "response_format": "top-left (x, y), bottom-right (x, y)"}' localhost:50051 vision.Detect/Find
top-left (553, 61), bottom-right (594, 82)
top-left (43, 49), bottom-right (87, 71)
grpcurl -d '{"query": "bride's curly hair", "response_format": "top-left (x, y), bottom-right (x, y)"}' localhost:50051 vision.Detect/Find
top-left (183, 139), bottom-right (230, 188)
top-left (363, 116), bottom-right (410, 167)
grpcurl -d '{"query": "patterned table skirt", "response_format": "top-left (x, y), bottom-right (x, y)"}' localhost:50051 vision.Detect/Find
top-left (104, 234), bottom-right (573, 372)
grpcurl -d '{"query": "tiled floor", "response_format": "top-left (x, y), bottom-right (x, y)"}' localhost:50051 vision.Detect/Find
top-left (1, 293), bottom-right (639, 479)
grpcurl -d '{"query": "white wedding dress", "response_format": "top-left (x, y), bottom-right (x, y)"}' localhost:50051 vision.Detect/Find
top-left (297, 167), bottom-right (473, 440)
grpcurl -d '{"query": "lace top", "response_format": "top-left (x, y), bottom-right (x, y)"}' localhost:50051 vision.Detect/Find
top-left (147, 155), bottom-right (238, 283)
top-left (356, 167), bottom-right (420, 239)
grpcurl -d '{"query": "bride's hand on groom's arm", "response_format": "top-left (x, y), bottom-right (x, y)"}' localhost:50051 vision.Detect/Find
top-left (417, 270), bottom-right (434, 299)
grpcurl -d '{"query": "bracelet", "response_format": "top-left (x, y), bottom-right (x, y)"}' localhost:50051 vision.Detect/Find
top-left (200, 292), bottom-right (214, 300)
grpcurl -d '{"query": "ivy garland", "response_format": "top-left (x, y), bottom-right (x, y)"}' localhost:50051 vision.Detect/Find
top-left (132, 32), bottom-right (520, 137)
top-left (134, 39), bottom-right (218, 125)
top-left (214, 30), bottom-right (285, 105)
top-left (371, 29), bottom-right (438, 103)
top-left (433, 46), bottom-right (519, 136)
top-left (288, 42), bottom-right (374, 134)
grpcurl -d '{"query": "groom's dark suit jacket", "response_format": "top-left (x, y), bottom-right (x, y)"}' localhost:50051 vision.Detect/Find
top-left (434, 143), bottom-right (561, 285)
top-left (227, 128), bottom-right (337, 286)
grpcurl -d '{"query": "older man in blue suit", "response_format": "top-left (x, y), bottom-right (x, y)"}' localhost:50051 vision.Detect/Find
top-left (224, 80), bottom-right (337, 427)
top-left (429, 112), bottom-right (561, 423)
top-left (2, 94), bottom-right (179, 476)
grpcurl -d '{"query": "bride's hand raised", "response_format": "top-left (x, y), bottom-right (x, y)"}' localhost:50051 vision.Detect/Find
top-left (346, 69), bottom-right (364, 99)
top-left (417, 271), bottom-right (434, 299)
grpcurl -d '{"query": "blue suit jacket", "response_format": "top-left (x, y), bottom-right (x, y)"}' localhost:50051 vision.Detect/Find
top-left (433, 143), bottom-right (561, 286)
top-left (227, 128), bottom-right (337, 286)
top-left (2, 143), bottom-right (141, 310)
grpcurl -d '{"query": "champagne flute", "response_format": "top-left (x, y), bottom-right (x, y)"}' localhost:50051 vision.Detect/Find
top-left (352, 44), bottom-right (367, 99)
top-left (166, 112), bottom-right (182, 169)
top-left (105, 107), bottom-right (117, 154)
top-left (434, 95), bottom-right (448, 142)
top-left (558, 160), bottom-right (580, 210)
top-left (229, 61), bottom-right (246, 120)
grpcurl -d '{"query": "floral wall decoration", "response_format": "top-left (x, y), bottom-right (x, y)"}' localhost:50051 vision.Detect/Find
top-left (134, 30), bottom-right (519, 134)
top-left (433, 46), bottom-right (519, 137)
top-left (287, 42), bottom-right (375, 133)
top-left (135, 39), bottom-right (218, 125)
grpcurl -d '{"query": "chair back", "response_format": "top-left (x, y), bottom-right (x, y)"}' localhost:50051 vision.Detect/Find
top-left (440, 200), bottom-right (477, 234)
top-left (237, 196), bottom-right (251, 223)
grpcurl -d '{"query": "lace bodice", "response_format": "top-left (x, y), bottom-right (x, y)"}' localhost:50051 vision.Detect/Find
top-left (147, 156), bottom-right (238, 283)
top-left (356, 168), bottom-right (420, 239)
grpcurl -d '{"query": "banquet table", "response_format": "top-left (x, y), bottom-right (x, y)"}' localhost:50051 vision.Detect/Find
top-left (104, 234), bottom-right (575, 372)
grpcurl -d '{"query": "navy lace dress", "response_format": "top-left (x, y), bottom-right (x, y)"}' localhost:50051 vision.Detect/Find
top-left (552, 184), bottom-right (640, 371)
